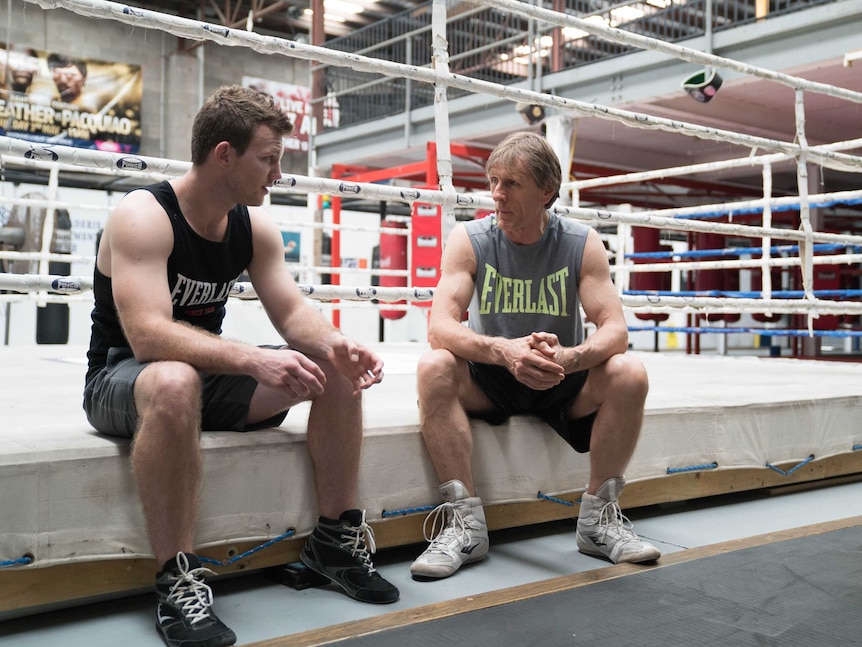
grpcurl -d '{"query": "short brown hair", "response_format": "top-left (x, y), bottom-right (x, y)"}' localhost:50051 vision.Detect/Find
top-left (190, 85), bottom-right (294, 165)
top-left (486, 132), bottom-right (561, 209)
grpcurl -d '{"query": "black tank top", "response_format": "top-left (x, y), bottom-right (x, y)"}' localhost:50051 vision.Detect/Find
top-left (86, 180), bottom-right (253, 381)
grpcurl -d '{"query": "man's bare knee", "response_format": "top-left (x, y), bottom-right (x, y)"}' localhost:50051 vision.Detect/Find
top-left (137, 362), bottom-right (202, 424)
top-left (417, 348), bottom-right (459, 387)
top-left (606, 354), bottom-right (649, 397)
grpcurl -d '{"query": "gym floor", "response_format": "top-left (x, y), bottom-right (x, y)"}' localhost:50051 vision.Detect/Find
top-left (2, 478), bottom-right (861, 647)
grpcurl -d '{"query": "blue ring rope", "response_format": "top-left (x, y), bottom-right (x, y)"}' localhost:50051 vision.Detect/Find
top-left (765, 454), bottom-right (815, 476)
top-left (667, 461), bottom-right (718, 474)
top-left (381, 504), bottom-right (435, 518)
top-left (0, 555), bottom-right (33, 568)
top-left (671, 197), bottom-right (862, 220)
top-left (629, 326), bottom-right (862, 338)
top-left (197, 529), bottom-right (295, 567)
top-left (537, 491), bottom-right (579, 506)
top-left (626, 243), bottom-right (850, 261)
top-left (625, 289), bottom-right (862, 299)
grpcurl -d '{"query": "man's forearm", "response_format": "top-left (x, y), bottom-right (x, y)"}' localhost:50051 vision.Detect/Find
top-left (429, 320), bottom-right (509, 366)
top-left (560, 326), bottom-right (627, 373)
top-left (276, 305), bottom-right (342, 358)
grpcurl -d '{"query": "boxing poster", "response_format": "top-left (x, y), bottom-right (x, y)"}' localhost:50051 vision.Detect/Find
top-left (243, 75), bottom-right (340, 153)
top-left (0, 44), bottom-right (142, 153)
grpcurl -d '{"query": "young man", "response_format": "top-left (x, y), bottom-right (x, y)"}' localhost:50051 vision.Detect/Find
top-left (83, 85), bottom-right (398, 647)
top-left (410, 131), bottom-right (660, 580)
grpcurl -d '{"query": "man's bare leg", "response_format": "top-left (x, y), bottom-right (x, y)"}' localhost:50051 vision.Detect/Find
top-left (572, 353), bottom-right (649, 494)
top-left (306, 358), bottom-right (363, 518)
top-left (416, 348), bottom-right (487, 495)
top-left (131, 361), bottom-right (203, 567)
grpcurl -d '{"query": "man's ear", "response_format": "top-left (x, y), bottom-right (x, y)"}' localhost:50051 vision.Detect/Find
top-left (213, 140), bottom-right (232, 166)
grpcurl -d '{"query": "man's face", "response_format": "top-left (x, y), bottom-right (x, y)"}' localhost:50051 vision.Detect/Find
top-left (487, 161), bottom-right (553, 235)
top-left (226, 125), bottom-right (285, 207)
top-left (52, 64), bottom-right (85, 101)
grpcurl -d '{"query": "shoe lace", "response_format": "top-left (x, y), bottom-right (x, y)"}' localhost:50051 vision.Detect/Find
top-left (340, 510), bottom-right (378, 574)
top-left (166, 553), bottom-right (218, 626)
top-left (596, 499), bottom-right (638, 542)
top-left (422, 502), bottom-right (469, 552)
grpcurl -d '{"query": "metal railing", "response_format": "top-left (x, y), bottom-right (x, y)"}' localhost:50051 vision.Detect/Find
top-left (320, 0), bottom-right (834, 129)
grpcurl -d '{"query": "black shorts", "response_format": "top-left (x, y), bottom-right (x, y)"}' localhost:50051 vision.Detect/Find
top-left (468, 362), bottom-right (596, 453)
top-left (83, 345), bottom-right (289, 439)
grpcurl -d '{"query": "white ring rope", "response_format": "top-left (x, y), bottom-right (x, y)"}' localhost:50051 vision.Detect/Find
top-left (7, 0), bottom-right (862, 331)
top-left (23, 0), bottom-right (862, 173)
top-left (615, 253), bottom-right (862, 277)
top-left (0, 272), bottom-right (433, 302)
top-left (1, 142), bottom-right (860, 317)
top-left (626, 189), bottom-right (862, 228)
top-left (550, 203), bottom-right (862, 245)
top-left (4, 134), bottom-right (860, 245)
top-left (5, 272), bottom-right (862, 320)
top-left (568, 138), bottom-right (862, 192)
top-left (1, 150), bottom-right (174, 185)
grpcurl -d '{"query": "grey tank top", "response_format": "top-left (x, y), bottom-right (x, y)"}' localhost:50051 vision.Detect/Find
top-left (465, 213), bottom-right (590, 347)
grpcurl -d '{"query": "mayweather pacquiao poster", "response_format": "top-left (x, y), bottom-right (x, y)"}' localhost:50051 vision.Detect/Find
top-left (0, 44), bottom-right (142, 153)
top-left (243, 75), bottom-right (340, 153)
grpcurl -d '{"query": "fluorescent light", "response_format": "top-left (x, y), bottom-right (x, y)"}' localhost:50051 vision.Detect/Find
top-left (562, 26), bottom-right (589, 40)
top-left (610, 5), bottom-right (645, 25)
top-left (563, 15), bottom-right (607, 40)
top-left (325, 0), bottom-right (364, 15)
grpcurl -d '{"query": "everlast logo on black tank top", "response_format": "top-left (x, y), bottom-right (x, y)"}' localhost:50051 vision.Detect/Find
top-left (170, 273), bottom-right (236, 309)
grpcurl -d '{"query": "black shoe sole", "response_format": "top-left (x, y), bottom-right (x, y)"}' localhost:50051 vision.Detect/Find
top-left (155, 623), bottom-right (237, 647)
top-left (300, 546), bottom-right (400, 604)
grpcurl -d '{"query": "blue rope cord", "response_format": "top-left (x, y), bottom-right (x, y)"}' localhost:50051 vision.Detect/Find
top-left (766, 454), bottom-right (815, 476)
top-left (625, 289), bottom-right (862, 299)
top-left (628, 326), bottom-right (862, 338)
top-left (672, 197), bottom-right (862, 220)
top-left (197, 529), bottom-right (295, 567)
top-left (2, 532), bottom-right (298, 570)
top-left (626, 243), bottom-right (849, 261)
top-left (537, 491), bottom-right (579, 506)
top-left (667, 461), bottom-right (718, 474)
top-left (0, 555), bottom-right (33, 568)
top-left (381, 504), bottom-right (435, 518)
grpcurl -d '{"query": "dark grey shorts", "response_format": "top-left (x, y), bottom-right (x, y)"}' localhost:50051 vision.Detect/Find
top-left (467, 361), bottom-right (596, 453)
top-left (83, 346), bottom-right (288, 439)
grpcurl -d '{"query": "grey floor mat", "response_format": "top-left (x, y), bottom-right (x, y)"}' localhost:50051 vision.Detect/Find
top-left (335, 525), bottom-right (862, 646)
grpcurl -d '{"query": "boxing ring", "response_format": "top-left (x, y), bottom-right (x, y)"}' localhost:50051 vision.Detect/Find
top-left (2, 0), bottom-right (862, 620)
